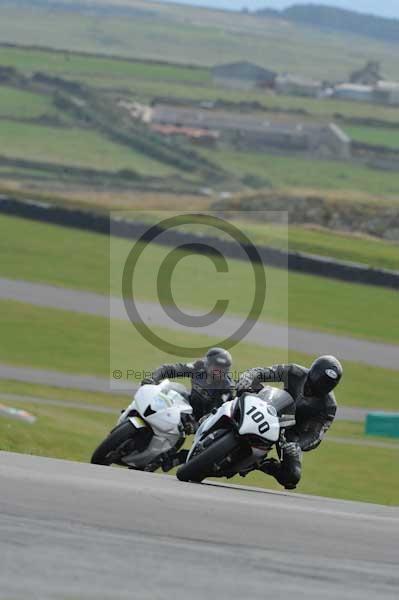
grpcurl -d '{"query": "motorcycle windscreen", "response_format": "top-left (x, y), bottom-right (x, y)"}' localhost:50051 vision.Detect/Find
top-left (151, 390), bottom-right (184, 411)
top-left (157, 381), bottom-right (191, 408)
top-left (258, 386), bottom-right (295, 416)
top-left (136, 381), bottom-right (191, 413)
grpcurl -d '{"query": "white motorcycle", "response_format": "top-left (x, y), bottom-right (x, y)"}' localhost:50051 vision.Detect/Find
top-left (176, 386), bottom-right (296, 483)
top-left (91, 380), bottom-right (193, 471)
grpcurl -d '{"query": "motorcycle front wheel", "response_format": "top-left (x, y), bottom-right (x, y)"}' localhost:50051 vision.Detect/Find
top-left (176, 431), bottom-right (238, 483)
top-left (91, 421), bottom-right (152, 466)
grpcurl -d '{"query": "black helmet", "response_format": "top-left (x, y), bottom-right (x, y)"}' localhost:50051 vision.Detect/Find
top-left (307, 355), bottom-right (343, 395)
top-left (204, 347), bottom-right (232, 373)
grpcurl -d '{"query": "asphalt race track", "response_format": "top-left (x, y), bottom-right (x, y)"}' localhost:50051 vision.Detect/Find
top-left (1, 452), bottom-right (398, 600)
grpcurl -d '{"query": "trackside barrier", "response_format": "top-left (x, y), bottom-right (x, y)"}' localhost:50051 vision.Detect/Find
top-left (1, 195), bottom-right (399, 290)
top-left (366, 412), bottom-right (399, 439)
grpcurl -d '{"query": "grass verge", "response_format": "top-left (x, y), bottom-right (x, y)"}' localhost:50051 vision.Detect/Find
top-left (1, 299), bottom-right (399, 412)
top-left (0, 379), bottom-right (128, 410)
top-left (0, 400), bottom-right (112, 462)
top-left (224, 435), bottom-right (399, 506)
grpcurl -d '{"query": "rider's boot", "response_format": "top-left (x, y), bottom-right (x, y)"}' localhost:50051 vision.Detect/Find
top-left (160, 449), bottom-right (189, 472)
top-left (260, 444), bottom-right (302, 490)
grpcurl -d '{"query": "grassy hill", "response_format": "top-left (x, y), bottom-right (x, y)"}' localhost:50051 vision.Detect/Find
top-left (257, 4), bottom-right (399, 45)
top-left (1, 0), bottom-right (399, 80)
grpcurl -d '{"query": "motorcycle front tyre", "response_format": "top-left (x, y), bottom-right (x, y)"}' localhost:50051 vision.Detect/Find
top-left (91, 421), bottom-right (150, 466)
top-left (176, 431), bottom-right (238, 483)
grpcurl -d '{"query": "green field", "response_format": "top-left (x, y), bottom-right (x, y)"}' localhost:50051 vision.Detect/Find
top-left (0, 383), bottom-right (397, 505)
top-left (0, 45), bottom-right (210, 85)
top-left (0, 85), bottom-right (56, 119)
top-left (204, 149), bottom-right (399, 197)
top-left (1, 214), bottom-right (398, 344)
top-left (0, 119), bottom-right (176, 175)
top-left (344, 125), bottom-right (399, 149)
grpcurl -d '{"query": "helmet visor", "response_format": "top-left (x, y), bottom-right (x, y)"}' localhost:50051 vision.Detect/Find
top-left (205, 356), bottom-right (231, 372)
top-left (310, 370), bottom-right (339, 395)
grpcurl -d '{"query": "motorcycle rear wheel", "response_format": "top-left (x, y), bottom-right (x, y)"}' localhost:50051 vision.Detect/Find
top-left (91, 421), bottom-right (151, 466)
top-left (176, 431), bottom-right (238, 483)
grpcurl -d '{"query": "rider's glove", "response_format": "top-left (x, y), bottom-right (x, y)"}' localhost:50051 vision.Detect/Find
top-left (236, 373), bottom-right (254, 395)
top-left (180, 413), bottom-right (196, 435)
top-left (141, 377), bottom-right (156, 386)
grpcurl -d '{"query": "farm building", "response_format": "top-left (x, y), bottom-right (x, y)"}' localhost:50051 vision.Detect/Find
top-left (334, 84), bottom-right (374, 103)
top-left (150, 104), bottom-right (351, 159)
top-left (150, 123), bottom-right (219, 144)
top-left (211, 61), bottom-right (276, 90)
top-left (350, 61), bottom-right (382, 86)
top-left (374, 82), bottom-right (399, 106)
top-left (275, 74), bottom-right (322, 98)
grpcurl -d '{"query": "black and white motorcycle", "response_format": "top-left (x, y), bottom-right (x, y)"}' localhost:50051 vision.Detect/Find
top-left (176, 386), bottom-right (295, 483)
top-left (91, 380), bottom-right (193, 471)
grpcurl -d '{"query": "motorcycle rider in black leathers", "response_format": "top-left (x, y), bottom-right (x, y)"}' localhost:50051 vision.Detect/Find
top-left (236, 355), bottom-right (343, 490)
top-left (142, 347), bottom-right (235, 471)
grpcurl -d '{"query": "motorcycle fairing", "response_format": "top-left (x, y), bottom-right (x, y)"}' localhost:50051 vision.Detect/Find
top-left (134, 380), bottom-right (193, 434)
top-left (122, 431), bottom-right (181, 468)
top-left (238, 395), bottom-right (280, 443)
top-left (187, 400), bottom-right (235, 460)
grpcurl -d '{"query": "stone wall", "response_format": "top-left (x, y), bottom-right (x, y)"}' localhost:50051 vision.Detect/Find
top-left (214, 192), bottom-right (399, 242)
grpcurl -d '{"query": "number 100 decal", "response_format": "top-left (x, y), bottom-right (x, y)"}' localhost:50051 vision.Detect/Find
top-left (246, 405), bottom-right (270, 434)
